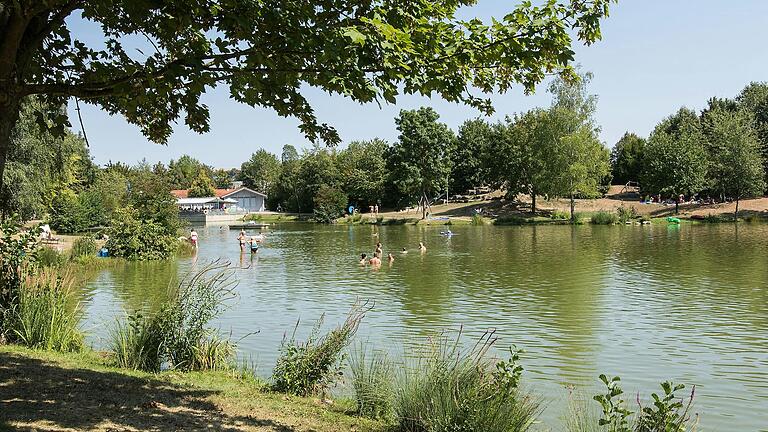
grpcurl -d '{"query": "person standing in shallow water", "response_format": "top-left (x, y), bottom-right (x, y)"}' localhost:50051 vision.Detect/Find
top-left (190, 229), bottom-right (199, 248)
top-left (359, 253), bottom-right (368, 265)
top-left (237, 230), bottom-right (247, 251)
top-left (418, 242), bottom-right (426, 253)
top-left (375, 242), bottom-right (383, 257)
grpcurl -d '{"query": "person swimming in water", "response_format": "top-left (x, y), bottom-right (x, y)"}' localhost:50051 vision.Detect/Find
top-left (418, 242), bottom-right (426, 252)
top-left (359, 253), bottom-right (368, 265)
top-left (369, 254), bottom-right (382, 266)
top-left (388, 253), bottom-right (395, 263)
top-left (401, 247), bottom-right (408, 254)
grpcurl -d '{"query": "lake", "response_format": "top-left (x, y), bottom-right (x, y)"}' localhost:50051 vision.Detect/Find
top-left (79, 223), bottom-right (768, 431)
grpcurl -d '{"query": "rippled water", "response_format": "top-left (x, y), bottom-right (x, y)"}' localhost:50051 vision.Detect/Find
top-left (80, 223), bottom-right (768, 431)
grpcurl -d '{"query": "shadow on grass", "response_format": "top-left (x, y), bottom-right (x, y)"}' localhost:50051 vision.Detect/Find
top-left (0, 352), bottom-right (294, 431)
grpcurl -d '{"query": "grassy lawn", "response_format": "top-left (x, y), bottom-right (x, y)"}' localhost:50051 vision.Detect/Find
top-left (0, 345), bottom-right (385, 432)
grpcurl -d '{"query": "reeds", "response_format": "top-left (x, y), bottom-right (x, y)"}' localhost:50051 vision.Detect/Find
top-left (271, 300), bottom-right (372, 396)
top-left (349, 343), bottom-right (395, 420)
top-left (109, 260), bottom-right (238, 372)
top-left (11, 267), bottom-right (83, 352)
top-left (394, 330), bottom-right (540, 432)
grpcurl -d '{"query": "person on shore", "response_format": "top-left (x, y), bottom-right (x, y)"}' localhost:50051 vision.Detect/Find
top-left (369, 254), bottom-right (382, 266)
top-left (237, 230), bottom-right (247, 251)
top-left (374, 204), bottom-right (379, 214)
top-left (359, 253), bottom-right (368, 265)
top-left (189, 229), bottom-right (199, 248)
top-left (418, 242), bottom-right (426, 252)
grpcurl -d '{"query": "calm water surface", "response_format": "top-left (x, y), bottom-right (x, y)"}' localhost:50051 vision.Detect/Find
top-left (80, 223), bottom-right (768, 431)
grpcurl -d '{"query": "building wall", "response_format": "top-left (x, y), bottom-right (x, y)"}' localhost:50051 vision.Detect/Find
top-left (226, 190), bottom-right (266, 212)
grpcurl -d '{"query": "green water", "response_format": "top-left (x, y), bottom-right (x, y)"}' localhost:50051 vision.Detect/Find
top-left (80, 223), bottom-right (768, 431)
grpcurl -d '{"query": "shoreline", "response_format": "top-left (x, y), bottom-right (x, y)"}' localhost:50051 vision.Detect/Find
top-left (0, 345), bottom-right (383, 432)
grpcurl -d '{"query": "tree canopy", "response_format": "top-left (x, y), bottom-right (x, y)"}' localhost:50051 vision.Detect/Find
top-left (610, 132), bottom-right (646, 185)
top-left (239, 149), bottom-right (281, 194)
top-left (641, 108), bottom-right (708, 212)
top-left (387, 107), bottom-right (455, 217)
top-left (0, 0), bottom-right (615, 192)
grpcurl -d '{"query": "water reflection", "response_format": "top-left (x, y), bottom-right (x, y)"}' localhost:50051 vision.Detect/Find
top-left (81, 223), bottom-right (768, 431)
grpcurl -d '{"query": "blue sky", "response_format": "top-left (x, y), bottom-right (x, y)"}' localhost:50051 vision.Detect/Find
top-left (66, 1), bottom-right (768, 168)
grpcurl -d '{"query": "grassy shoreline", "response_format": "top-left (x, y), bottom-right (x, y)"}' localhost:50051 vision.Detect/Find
top-left (0, 344), bottom-right (384, 432)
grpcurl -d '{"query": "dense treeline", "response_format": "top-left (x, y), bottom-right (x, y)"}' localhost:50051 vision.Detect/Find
top-left (242, 71), bottom-right (611, 221)
top-left (7, 78), bottom-right (768, 230)
top-left (612, 82), bottom-right (768, 214)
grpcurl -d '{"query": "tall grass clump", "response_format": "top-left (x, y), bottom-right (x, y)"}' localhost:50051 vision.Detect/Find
top-left (551, 209), bottom-right (570, 220)
top-left (568, 375), bottom-right (698, 432)
top-left (471, 213), bottom-right (488, 225)
top-left (71, 236), bottom-right (97, 259)
top-left (110, 260), bottom-right (238, 372)
top-left (272, 300), bottom-right (371, 396)
top-left (394, 330), bottom-right (540, 432)
top-left (590, 211), bottom-right (619, 225)
top-left (11, 267), bottom-right (84, 352)
top-left (350, 344), bottom-right (395, 420)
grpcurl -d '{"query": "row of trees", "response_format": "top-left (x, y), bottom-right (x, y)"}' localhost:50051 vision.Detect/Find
top-left (235, 72), bottom-right (610, 221)
top-left (611, 82), bottom-right (768, 214)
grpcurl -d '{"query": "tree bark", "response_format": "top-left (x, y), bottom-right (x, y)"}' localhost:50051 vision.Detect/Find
top-left (530, 187), bottom-right (536, 214)
top-left (735, 197), bottom-right (739, 221)
top-left (570, 193), bottom-right (575, 222)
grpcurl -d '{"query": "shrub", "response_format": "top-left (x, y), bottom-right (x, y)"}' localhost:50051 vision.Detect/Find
top-left (590, 211), bottom-right (619, 225)
top-left (313, 185), bottom-right (348, 223)
top-left (272, 301), bottom-right (370, 396)
top-left (37, 247), bottom-right (66, 267)
top-left (105, 207), bottom-right (176, 260)
top-left (551, 210), bottom-right (570, 220)
top-left (471, 213), bottom-right (488, 225)
top-left (581, 375), bottom-right (698, 432)
top-left (10, 267), bottom-right (83, 352)
top-left (0, 219), bottom-right (39, 336)
top-left (494, 215), bottom-right (528, 225)
top-left (109, 261), bottom-right (237, 372)
top-left (71, 236), bottom-right (97, 259)
top-left (616, 206), bottom-right (639, 223)
top-left (350, 344), bottom-right (395, 420)
top-left (394, 331), bottom-right (540, 432)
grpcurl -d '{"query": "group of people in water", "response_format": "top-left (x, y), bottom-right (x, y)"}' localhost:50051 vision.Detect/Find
top-left (237, 230), bottom-right (265, 253)
top-left (360, 240), bottom-right (427, 267)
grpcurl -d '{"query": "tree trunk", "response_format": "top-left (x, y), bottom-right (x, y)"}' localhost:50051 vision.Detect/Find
top-left (530, 187), bottom-right (536, 214)
top-left (735, 197), bottom-right (739, 221)
top-left (570, 193), bottom-right (575, 222)
top-left (675, 199), bottom-right (679, 215)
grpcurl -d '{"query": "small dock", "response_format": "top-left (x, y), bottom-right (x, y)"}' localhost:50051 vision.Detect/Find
top-left (229, 223), bottom-right (270, 230)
